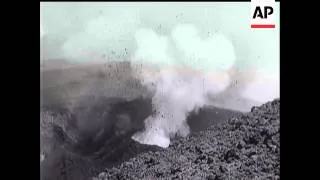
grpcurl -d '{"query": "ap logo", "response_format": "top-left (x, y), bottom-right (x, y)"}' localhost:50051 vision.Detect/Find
top-left (251, 0), bottom-right (276, 28)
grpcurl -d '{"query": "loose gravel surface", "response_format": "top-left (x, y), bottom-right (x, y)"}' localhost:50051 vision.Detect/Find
top-left (96, 99), bottom-right (280, 180)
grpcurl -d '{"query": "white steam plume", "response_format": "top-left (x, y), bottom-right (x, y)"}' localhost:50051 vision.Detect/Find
top-left (131, 24), bottom-right (235, 148)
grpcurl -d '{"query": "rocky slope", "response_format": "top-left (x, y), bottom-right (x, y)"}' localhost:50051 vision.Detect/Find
top-left (96, 99), bottom-right (280, 180)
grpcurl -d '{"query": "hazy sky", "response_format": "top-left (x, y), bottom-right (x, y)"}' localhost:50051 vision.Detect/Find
top-left (40, 2), bottom-right (280, 103)
top-left (40, 2), bottom-right (279, 71)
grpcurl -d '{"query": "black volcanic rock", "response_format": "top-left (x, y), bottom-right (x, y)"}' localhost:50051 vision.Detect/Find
top-left (96, 99), bottom-right (280, 180)
top-left (40, 96), bottom-right (162, 180)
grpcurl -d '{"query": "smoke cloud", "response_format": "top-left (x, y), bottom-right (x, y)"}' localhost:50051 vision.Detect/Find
top-left (130, 25), bottom-right (236, 147)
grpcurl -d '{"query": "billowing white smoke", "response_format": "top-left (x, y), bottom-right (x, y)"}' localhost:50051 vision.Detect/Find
top-left (131, 24), bottom-right (235, 147)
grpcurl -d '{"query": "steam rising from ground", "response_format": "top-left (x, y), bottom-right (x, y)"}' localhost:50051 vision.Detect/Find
top-left (130, 25), bottom-right (235, 147)
top-left (40, 2), bottom-right (279, 148)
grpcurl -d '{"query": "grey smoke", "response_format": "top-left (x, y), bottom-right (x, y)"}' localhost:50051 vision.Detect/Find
top-left (130, 25), bottom-right (236, 147)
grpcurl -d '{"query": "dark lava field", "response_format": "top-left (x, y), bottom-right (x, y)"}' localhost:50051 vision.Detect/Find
top-left (96, 99), bottom-right (280, 180)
